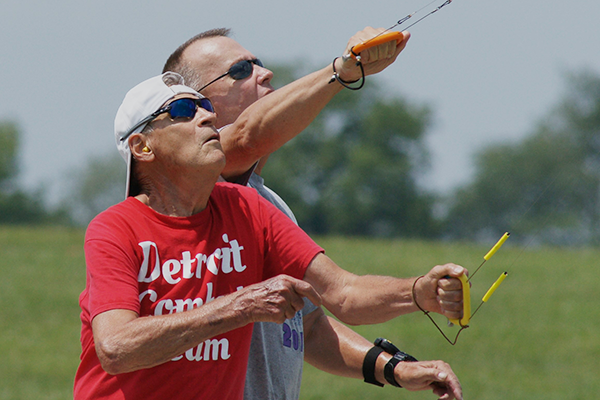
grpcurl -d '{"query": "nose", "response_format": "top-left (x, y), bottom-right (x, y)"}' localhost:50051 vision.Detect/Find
top-left (196, 106), bottom-right (217, 127)
top-left (256, 64), bottom-right (274, 87)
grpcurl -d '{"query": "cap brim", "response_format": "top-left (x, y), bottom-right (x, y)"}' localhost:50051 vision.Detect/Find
top-left (125, 150), bottom-right (133, 198)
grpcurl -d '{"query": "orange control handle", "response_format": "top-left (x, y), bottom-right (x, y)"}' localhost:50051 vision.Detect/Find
top-left (350, 31), bottom-right (404, 59)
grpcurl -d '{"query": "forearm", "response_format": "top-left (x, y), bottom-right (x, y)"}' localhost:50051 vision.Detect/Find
top-left (93, 274), bottom-right (320, 374)
top-left (220, 28), bottom-right (409, 179)
top-left (339, 275), bottom-right (419, 325)
top-left (303, 306), bottom-right (463, 399)
top-left (221, 66), bottom-right (343, 178)
top-left (304, 254), bottom-right (467, 325)
top-left (303, 309), bottom-right (391, 382)
top-left (93, 293), bottom-right (250, 374)
top-left (304, 254), bottom-right (419, 325)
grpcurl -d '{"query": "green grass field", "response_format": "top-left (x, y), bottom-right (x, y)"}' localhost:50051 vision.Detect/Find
top-left (1, 226), bottom-right (599, 399)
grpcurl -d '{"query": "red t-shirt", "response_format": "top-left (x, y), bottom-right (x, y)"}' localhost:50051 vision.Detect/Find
top-left (74, 183), bottom-right (323, 400)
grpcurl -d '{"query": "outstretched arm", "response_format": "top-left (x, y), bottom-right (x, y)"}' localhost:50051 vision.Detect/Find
top-left (220, 27), bottom-right (410, 179)
top-left (303, 253), bottom-right (466, 326)
top-left (303, 308), bottom-right (463, 400)
top-left (92, 275), bottom-right (320, 374)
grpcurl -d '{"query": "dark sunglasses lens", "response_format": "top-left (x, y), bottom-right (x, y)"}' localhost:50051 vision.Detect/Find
top-left (169, 99), bottom-right (197, 119)
top-left (229, 60), bottom-right (253, 80)
top-left (198, 98), bottom-right (215, 113)
top-left (227, 59), bottom-right (264, 81)
top-left (229, 60), bottom-right (254, 80)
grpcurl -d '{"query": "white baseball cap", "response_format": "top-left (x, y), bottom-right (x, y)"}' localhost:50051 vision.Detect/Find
top-left (114, 72), bottom-right (201, 198)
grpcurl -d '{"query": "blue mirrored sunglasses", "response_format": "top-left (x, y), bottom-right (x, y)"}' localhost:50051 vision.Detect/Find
top-left (198, 59), bottom-right (264, 91)
top-left (120, 97), bottom-right (215, 142)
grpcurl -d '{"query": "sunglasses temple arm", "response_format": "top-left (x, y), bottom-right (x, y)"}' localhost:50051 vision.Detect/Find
top-left (198, 72), bottom-right (229, 92)
top-left (120, 114), bottom-right (156, 142)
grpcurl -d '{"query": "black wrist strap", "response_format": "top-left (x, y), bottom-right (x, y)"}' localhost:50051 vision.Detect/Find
top-left (328, 57), bottom-right (365, 90)
top-left (362, 346), bottom-right (385, 387)
top-left (374, 337), bottom-right (400, 354)
top-left (384, 355), bottom-right (403, 387)
top-left (384, 351), bottom-right (418, 388)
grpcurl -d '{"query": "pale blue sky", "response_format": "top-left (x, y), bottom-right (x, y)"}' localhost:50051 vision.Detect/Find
top-left (1, 0), bottom-right (598, 204)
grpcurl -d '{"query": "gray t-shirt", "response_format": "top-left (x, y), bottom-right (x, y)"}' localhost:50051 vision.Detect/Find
top-left (244, 173), bottom-right (318, 400)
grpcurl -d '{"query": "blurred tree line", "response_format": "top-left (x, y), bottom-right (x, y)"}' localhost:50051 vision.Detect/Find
top-left (0, 121), bottom-right (68, 224)
top-left (444, 69), bottom-right (600, 245)
top-left (262, 64), bottom-right (437, 237)
top-left (4, 65), bottom-right (600, 245)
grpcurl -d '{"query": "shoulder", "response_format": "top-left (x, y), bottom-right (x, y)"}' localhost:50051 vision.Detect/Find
top-left (85, 198), bottom-right (143, 242)
top-left (214, 181), bottom-right (257, 196)
top-left (88, 198), bottom-right (135, 226)
top-left (211, 182), bottom-right (264, 209)
top-left (210, 182), bottom-right (284, 227)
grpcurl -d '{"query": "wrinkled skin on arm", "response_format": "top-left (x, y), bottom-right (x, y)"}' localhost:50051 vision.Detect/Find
top-left (92, 275), bottom-right (321, 375)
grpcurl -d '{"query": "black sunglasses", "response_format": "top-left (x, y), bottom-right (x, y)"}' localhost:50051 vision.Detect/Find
top-left (120, 97), bottom-right (215, 142)
top-left (198, 59), bottom-right (264, 91)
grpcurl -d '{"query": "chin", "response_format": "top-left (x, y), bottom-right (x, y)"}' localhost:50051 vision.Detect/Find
top-left (214, 150), bottom-right (227, 165)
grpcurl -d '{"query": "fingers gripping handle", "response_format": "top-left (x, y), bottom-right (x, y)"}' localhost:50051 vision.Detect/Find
top-left (344, 31), bottom-right (404, 61)
top-left (449, 274), bottom-right (471, 327)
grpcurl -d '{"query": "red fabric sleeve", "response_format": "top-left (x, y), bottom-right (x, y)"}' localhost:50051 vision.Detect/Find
top-left (84, 237), bottom-right (142, 319)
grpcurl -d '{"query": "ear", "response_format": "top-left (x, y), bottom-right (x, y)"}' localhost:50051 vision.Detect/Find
top-left (129, 133), bottom-right (153, 161)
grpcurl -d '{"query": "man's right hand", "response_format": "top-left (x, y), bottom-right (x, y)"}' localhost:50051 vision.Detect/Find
top-left (394, 360), bottom-right (463, 400)
top-left (234, 275), bottom-right (322, 324)
top-left (335, 27), bottom-right (411, 82)
top-left (413, 264), bottom-right (467, 321)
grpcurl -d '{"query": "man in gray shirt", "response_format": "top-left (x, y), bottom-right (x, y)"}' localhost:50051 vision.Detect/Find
top-left (164, 27), bottom-right (465, 400)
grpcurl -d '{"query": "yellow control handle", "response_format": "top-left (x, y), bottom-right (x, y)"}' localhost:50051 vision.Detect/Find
top-left (449, 274), bottom-right (471, 327)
